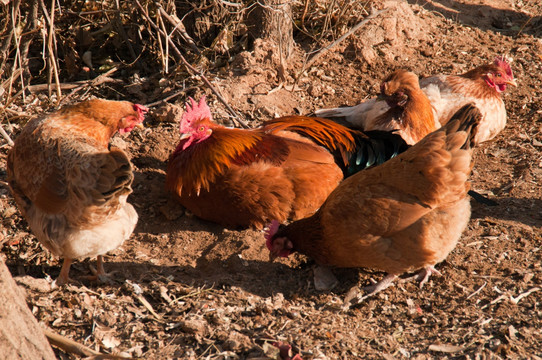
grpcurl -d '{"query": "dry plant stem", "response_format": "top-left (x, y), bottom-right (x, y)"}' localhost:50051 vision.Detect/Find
top-left (295, 8), bottom-right (390, 85)
top-left (0, 124), bottom-right (14, 146)
top-left (145, 86), bottom-right (198, 108)
top-left (39, 0), bottom-right (62, 102)
top-left (155, 4), bottom-right (201, 55)
top-left (134, 0), bottom-right (249, 129)
top-left (44, 327), bottom-right (133, 359)
top-left (58, 67), bottom-right (120, 105)
top-left (9, 0), bottom-right (24, 102)
top-left (43, 327), bottom-right (101, 356)
top-left (157, 10), bottom-right (169, 73)
top-left (113, 3), bottom-right (138, 62)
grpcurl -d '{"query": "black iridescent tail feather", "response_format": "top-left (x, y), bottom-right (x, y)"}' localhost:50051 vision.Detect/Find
top-left (343, 130), bottom-right (409, 177)
top-left (262, 115), bottom-right (409, 178)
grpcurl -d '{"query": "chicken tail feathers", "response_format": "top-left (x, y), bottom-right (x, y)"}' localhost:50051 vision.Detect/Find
top-left (345, 130), bottom-right (409, 177)
top-left (439, 103), bottom-right (482, 150)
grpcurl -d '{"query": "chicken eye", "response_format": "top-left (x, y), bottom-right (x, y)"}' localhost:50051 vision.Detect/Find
top-left (198, 126), bottom-right (205, 132)
top-left (496, 73), bottom-right (502, 77)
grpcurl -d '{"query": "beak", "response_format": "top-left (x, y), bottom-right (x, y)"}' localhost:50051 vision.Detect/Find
top-left (135, 123), bottom-right (145, 129)
top-left (505, 79), bottom-right (517, 87)
top-left (268, 253), bottom-right (277, 263)
top-left (180, 133), bottom-right (191, 140)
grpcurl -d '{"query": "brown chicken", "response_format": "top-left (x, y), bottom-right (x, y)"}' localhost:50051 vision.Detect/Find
top-left (165, 97), bottom-right (408, 229)
top-left (7, 99), bottom-right (148, 286)
top-left (266, 104), bottom-right (481, 304)
top-left (316, 57), bottom-right (516, 144)
top-left (315, 69), bottom-right (437, 145)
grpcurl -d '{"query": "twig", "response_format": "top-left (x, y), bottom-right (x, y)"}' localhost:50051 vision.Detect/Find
top-left (466, 281), bottom-right (487, 300)
top-left (43, 327), bottom-right (132, 359)
top-left (294, 8), bottom-right (390, 85)
top-left (145, 86), bottom-right (197, 108)
top-left (135, 293), bottom-right (164, 322)
top-left (28, 67), bottom-right (120, 100)
top-left (58, 67), bottom-right (120, 105)
top-left (155, 4), bottom-right (201, 54)
top-left (134, 0), bottom-right (249, 128)
top-left (39, 0), bottom-right (62, 102)
top-left (510, 287), bottom-right (540, 304)
top-left (0, 180), bottom-right (10, 187)
top-left (0, 123), bottom-right (14, 146)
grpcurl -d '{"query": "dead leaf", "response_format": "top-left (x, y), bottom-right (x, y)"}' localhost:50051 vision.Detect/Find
top-left (428, 344), bottom-right (465, 353)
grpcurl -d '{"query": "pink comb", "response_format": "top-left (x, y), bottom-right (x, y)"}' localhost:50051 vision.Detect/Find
top-left (264, 220), bottom-right (280, 250)
top-left (494, 56), bottom-right (513, 78)
top-left (180, 96), bottom-right (212, 134)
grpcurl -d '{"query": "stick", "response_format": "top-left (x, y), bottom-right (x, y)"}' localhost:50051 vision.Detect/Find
top-left (466, 281), bottom-right (487, 300)
top-left (44, 328), bottom-right (133, 359)
top-left (0, 124), bottom-right (14, 146)
top-left (155, 4), bottom-right (201, 55)
top-left (134, 0), bottom-right (249, 128)
top-left (58, 67), bottom-right (119, 105)
top-left (44, 327), bottom-right (101, 356)
top-left (145, 86), bottom-right (198, 108)
top-left (294, 8), bottom-right (390, 84)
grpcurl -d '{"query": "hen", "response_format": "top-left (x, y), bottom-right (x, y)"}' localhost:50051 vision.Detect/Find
top-left (318, 69), bottom-right (436, 145)
top-left (165, 97), bottom-right (407, 229)
top-left (266, 104), bottom-right (481, 305)
top-left (315, 57), bottom-right (516, 144)
top-left (7, 99), bottom-right (148, 286)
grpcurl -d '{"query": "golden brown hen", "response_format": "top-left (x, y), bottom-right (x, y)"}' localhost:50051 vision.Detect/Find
top-left (7, 99), bottom-right (147, 286)
top-left (316, 69), bottom-right (437, 145)
top-left (266, 104), bottom-right (481, 305)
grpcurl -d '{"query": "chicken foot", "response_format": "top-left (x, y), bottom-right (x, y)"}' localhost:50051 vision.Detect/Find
top-left (342, 274), bottom-right (398, 310)
top-left (405, 265), bottom-right (442, 289)
top-left (83, 256), bottom-right (116, 284)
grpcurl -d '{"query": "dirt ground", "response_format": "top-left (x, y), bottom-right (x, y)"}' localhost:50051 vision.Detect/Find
top-left (1, 0), bottom-right (542, 359)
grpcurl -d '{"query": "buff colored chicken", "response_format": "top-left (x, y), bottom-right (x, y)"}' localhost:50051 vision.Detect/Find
top-left (7, 99), bottom-right (147, 286)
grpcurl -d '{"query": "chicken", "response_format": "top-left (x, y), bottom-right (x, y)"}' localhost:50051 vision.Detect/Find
top-left (266, 104), bottom-right (481, 305)
top-left (315, 57), bottom-right (516, 144)
top-left (165, 96), bottom-right (408, 229)
top-left (317, 69), bottom-right (437, 145)
top-left (7, 99), bottom-right (148, 286)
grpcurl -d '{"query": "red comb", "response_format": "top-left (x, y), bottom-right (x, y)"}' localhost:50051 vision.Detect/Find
top-left (180, 96), bottom-right (212, 133)
top-left (494, 56), bottom-right (513, 78)
top-left (265, 220), bottom-right (280, 250)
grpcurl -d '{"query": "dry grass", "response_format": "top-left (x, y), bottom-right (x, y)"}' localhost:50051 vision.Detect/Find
top-left (0, 0), bottom-right (378, 122)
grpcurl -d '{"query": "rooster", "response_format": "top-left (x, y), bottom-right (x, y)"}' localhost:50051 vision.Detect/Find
top-left (315, 57), bottom-right (516, 144)
top-left (165, 97), bottom-right (408, 229)
top-left (266, 104), bottom-right (481, 305)
top-left (7, 99), bottom-right (148, 286)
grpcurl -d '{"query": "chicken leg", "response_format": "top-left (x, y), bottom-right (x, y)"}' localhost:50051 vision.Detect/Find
top-left (53, 258), bottom-right (74, 288)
